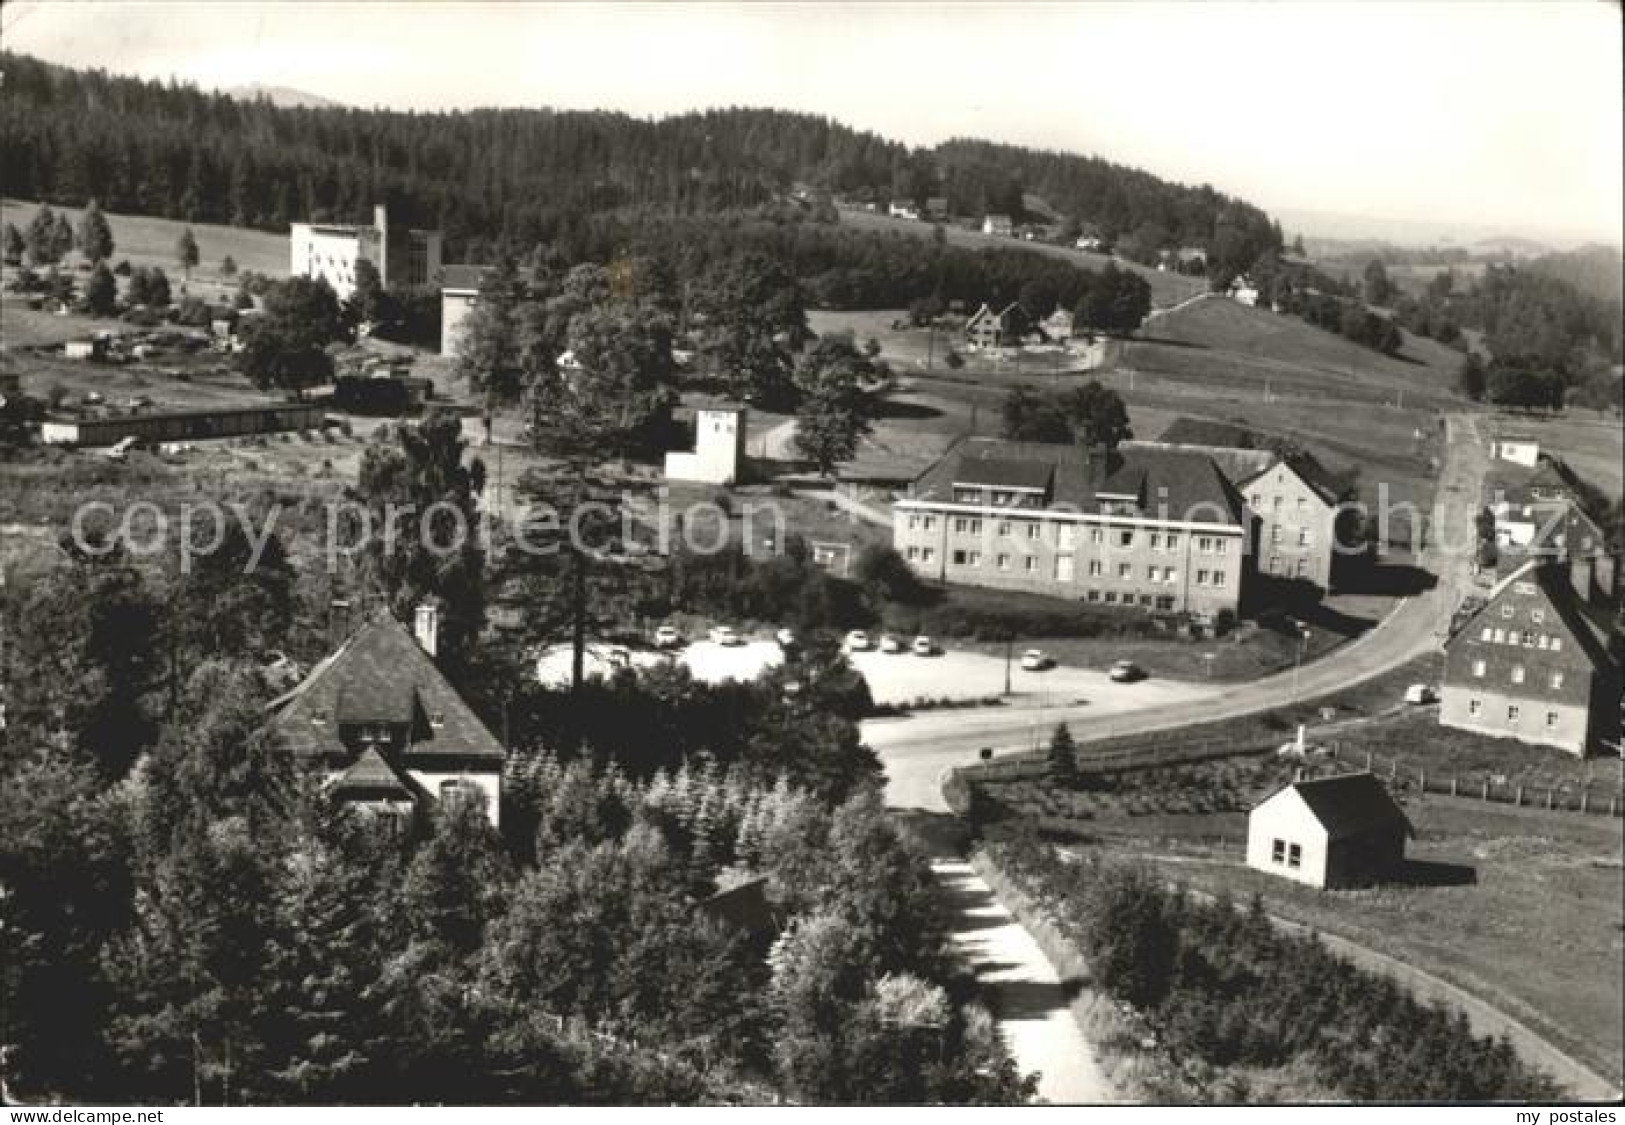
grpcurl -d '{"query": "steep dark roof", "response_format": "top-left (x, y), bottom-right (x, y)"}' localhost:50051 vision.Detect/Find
top-left (1147, 419), bottom-right (1343, 504)
top-left (908, 437), bottom-right (1245, 525)
top-left (952, 456), bottom-right (1053, 491)
top-left (1289, 772), bottom-right (1412, 838)
top-left (698, 877), bottom-right (779, 936)
top-left (268, 611), bottom-right (505, 765)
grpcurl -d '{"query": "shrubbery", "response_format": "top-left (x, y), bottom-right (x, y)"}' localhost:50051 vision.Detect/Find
top-left (984, 836), bottom-right (1561, 1102)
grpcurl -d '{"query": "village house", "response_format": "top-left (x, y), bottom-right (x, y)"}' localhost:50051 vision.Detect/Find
top-left (1490, 432), bottom-right (1540, 467)
top-left (924, 197), bottom-right (950, 221)
top-left (894, 436), bottom-right (1249, 621)
top-left (888, 200), bottom-right (921, 221)
top-left (1228, 274), bottom-right (1260, 306)
top-left (981, 213), bottom-right (1014, 237)
top-left (1138, 418), bottom-right (1344, 592)
top-left (1246, 772), bottom-right (1411, 889)
top-left (963, 301), bottom-right (1026, 350)
top-left (266, 605), bottom-right (506, 827)
top-left (1440, 560), bottom-right (1619, 755)
top-left (290, 203), bottom-right (443, 302)
top-left (1041, 308), bottom-right (1075, 342)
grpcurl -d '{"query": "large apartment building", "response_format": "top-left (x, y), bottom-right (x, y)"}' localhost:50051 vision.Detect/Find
top-left (1142, 418), bottom-right (1346, 591)
top-left (1440, 560), bottom-right (1619, 755)
top-left (894, 437), bottom-right (1249, 621)
top-left (290, 203), bottom-right (443, 302)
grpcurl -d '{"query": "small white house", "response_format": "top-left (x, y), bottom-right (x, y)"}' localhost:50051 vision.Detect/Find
top-left (1246, 772), bottom-right (1411, 889)
top-left (665, 405), bottom-right (747, 485)
top-left (1229, 275), bottom-right (1260, 307)
top-left (1491, 435), bottom-right (1540, 467)
top-left (982, 214), bottom-right (1014, 237)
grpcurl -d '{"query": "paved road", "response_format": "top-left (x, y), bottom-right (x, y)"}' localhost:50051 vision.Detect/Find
top-left (867, 413), bottom-right (1492, 811)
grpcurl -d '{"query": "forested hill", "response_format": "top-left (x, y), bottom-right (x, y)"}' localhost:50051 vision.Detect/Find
top-left (0, 50), bottom-right (1278, 265)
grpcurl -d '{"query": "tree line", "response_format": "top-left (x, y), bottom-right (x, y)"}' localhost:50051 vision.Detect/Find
top-left (1, 50), bottom-right (1280, 274)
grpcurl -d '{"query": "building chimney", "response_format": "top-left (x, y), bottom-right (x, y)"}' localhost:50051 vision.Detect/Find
top-left (373, 203), bottom-right (389, 237)
top-left (413, 602), bottom-right (439, 657)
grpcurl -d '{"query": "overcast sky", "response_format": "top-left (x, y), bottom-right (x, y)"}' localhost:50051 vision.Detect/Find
top-left (5, 1), bottom-right (1621, 245)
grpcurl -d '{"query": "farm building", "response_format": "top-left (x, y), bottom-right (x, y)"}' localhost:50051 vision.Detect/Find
top-left (291, 203), bottom-right (442, 302)
top-left (888, 201), bottom-right (921, 221)
top-left (1246, 772), bottom-right (1411, 889)
top-left (39, 401), bottom-right (328, 447)
top-left (266, 606), bottom-right (505, 829)
top-left (1440, 559), bottom-right (1620, 755)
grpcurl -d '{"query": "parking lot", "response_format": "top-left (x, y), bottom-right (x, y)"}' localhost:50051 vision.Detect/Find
top-left (533, 636), bottom-right (1219, 712)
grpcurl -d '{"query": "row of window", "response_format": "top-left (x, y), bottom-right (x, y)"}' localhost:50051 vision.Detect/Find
top-left (908, 513), bottom-right (1234, 555)
top-left (1267, 556), bottom-right (1313, 578)
top-left (1269, 526), bottom-right (1313, 546)
top-left (1468, 661), bottom-right (1564, 690)
top-left (1465, 699), bottom-right (1563, 729)
top-left (1478, 624), bottom-right (1563, 652)
top-left (1087, 590), bottom-right (1177, 610)
top-left (1252, 494), bottom-right (1314, 514)
top-left (929, 547), bottom-right (1228, 588)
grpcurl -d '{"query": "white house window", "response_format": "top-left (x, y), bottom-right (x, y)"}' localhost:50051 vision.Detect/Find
top-left (1501, 605), bottom-right (1515, 618)
top-left (1166, 534), bottom-right (1179, 550)
top-left (923, 517), bottom-right (937, 531)
top-left (1510, 665), bottom-right (1525, 685)
top-left (1088, 560), bottom-right (1103, 577)
top-left (312, 709), bottom-right (329, 726)
top-left (1119, 530), bottom-right (1134, 547)
top-left (967, 551), bottom-right (981, 566)
top-left (1271, 838), bottom-right (1286, 864)
top-left (1118, 563), bottom-right (1132, 579)
top-left (952, 550), bottom-right (967, 565)
top-left (1296, 559), bottom-right (1309, 577)
top-left (1298, 529), bottom-right (1311, 546)
top-left (907, 516), bottom-right (918, 531)
top-left (1492, 628), bottom-right (1505, 643)
top-left (1481, 626), bottom-right (1493, 641)
top-left (1550, 637), bottom-right (1562, 653)
top-left (1471, 660), bottom-right (1486, 677)
top-left (1271, 526), bottom-right (1283, 544)
top-left (1022, 556), bottom-right (1035, 573)
top-left (1549, 672), bottom-right (1565, 690)
top-left (1507, 704), bottom-right (1521, 722)
top-left (1058, 525), bottom-right (1077, 549)
top-left (1026, 523), bottom-right (1042, 541)
top-left (1287, 843), bottom-right (1301, 869)
top-left (996, 553), bottom-right (1010, 570)
top-left (1546, 711), bottom-right (1560, 728)
top-left (1090, 527), bottom-right (1104, 545)
top-left (906, 546), bottom-right (920, 561)
top-left (1163, 567), bottom-right (1176, 583)
top-left (1150, 533), bottom-right (1162, 550)
top-left (1297, 497), bottom-right (1308, 511)
top-left (430, 710), bottom-right (446, 728)
top-left (921, 548), bottom-right (935, 563)
top-left (1531, 609), bottom-right (1545, 624)
top-left (1212, 570), bottom-right (1226, 585)
top-left (1056, 555), bottom-right (1074, 581)
top-left (1468, 698), bottom-right (1482, 716)
top-left (998, 521), bottom-right (1012, 538)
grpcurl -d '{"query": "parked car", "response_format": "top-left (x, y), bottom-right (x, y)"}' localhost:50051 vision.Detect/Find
top-left (1020, 649), bottom-right (1054, 671)
top-left (709, 625), bottom-right (742, 647)
top-left (911, 635), bottom-right (936, 657)
top-left (879, 634), bottom-right (904, 654)
top-left (1404, 683), bottom-right (1438, 705)
top-left (844, 629), bottom-right (872, 652)
top-left (654, 624), bottom-right (682, 649)
top-left (1108, 659), bottom-right (1146, 683)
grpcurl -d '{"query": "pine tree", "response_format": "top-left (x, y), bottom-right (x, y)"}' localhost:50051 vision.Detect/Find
top-left (76, 199), bottom-right (115, 263)
top-left (2, 221), bottom-right (26, 265)
top-left (176, 227), bottom-right (201, 280)
top-left (1047, 722), bottom-right (1077, 785)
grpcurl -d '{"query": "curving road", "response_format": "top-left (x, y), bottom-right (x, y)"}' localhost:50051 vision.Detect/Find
top-left (876, 415), bottom-right (1492, 1101)
top-left (868, 414), bottom-right (1490, 812)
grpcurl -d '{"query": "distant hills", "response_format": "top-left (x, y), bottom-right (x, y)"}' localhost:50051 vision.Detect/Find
top-left (222, 83), bottom-right (345, 110)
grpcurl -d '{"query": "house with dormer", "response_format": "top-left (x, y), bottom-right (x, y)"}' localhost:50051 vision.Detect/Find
top-left (266, 605), bottom-right (506, 826)
top-left (1440, 560), bottom-right (1620, 755)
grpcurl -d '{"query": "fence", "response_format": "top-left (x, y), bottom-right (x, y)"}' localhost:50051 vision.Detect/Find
top-left (1326, 745), bottom-right (1624, 819)
top-left (949, 732), bottom-right (1624, 821)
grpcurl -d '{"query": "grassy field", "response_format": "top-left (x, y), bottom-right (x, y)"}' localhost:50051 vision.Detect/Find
top-left (2, 199), bottom-right (289, 284)
top-left (1483, 408), bottom-right (1623, 499)
top-left (1114, 803), bottom-right (1624, 1087)
top-left (834, 206), bottom-right (1206, 308)
top-left (1133, 294), bottom-right (1464, 404)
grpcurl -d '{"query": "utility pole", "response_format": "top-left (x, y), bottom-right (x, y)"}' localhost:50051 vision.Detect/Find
top-left (1003, 634), bottom-right (1013, 696)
